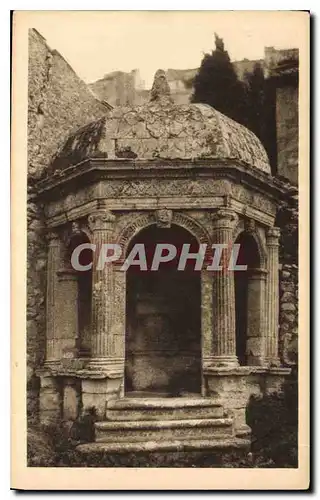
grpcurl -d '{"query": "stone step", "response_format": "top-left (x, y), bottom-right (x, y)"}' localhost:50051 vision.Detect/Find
top-left (77, 436), bottom-right (250, 455)
top-left (106, 397), bottom-right (224, 421)
top-left (95, 417), bottom-right (234, 443)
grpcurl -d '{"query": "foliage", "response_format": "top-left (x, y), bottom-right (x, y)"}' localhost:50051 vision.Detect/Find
top-left (191, 33), bottom-right (249, 128)
top-left (247, 369), bottom-right (298, 468)
top-left (28, 378), bottom-right (298, 468)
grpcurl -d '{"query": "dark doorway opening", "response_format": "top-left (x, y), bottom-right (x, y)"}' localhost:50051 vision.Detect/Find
top-left (125, 224), bottom-right (201, 396)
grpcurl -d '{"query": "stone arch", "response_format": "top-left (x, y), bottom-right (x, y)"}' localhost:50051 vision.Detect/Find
top-left (233, 221), bottom-right (267, 269)
top-left (63, 221), bottom-right (92, 248)
top-left (117, 211), bottom-right (211, 258)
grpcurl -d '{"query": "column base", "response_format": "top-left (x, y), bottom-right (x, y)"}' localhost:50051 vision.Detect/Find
top-left (82, 377), bottom-right (123, 418)
top-left (86, 357), bottom-right (124, 373)
top-left (43, 359), bottom-right (60, 369)
top-left (265, 356), bottom-right (281, 367)
top-left (206, 355), bottom-right (239, 368)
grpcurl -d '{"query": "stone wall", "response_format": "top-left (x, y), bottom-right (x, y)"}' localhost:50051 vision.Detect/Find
top-left (276, 85), bottom-right (299, 185)
top-left (27, 28), bottom-right (108, 419)
top-left (277, 197), bottom-right (298, 366)
top-left (28, 28), bottom-right (108, 179)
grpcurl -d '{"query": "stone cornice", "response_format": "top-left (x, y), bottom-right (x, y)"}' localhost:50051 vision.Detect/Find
top-left (35, 158), bottom-right (291, 201)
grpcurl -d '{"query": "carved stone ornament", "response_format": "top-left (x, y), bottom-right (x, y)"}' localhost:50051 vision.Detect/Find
top-left (155, 208), bottom-right (173, 228)
top-left (245, 218), bottom-right (256, 234)
top-left (267, 226), bottom-right (281, 246)
top-left (46, 230), bottom-right (60, 246)
top-left (150, 69), bottom-right (173, 104)
top-left (211, 208), bottom-right (238, 229)
top-left (88, 210), bottom-right (116, 232)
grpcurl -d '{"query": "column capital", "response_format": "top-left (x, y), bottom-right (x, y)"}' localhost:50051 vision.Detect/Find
top-left (211, 208), bottom-right (238, 230)
top-left (46, 231), bottom-right (61, 246)
top-left (88, 210), bottom-right (116, 232)
top-left (267, 226), bottom-right (281, 246)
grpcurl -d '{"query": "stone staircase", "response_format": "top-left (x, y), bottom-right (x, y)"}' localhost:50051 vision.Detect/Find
top-left (77, 397), bottom-right (251, 454)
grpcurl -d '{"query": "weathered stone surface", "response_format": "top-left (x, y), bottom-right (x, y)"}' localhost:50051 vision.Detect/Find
top-left (28, 28), bottom-right (107, 178)
top-left (95, 417), bottom-right (234, 443)
top-left (281, 302), bottom-right (296, 312)
top-left (77, 436), bottom-right (251, 455)
top-left (106, 397), bottom-right (224, 421)
top-left (50, 72), bottom-right (270, 173)
top-left (63, 383), bottom-right (79, 420)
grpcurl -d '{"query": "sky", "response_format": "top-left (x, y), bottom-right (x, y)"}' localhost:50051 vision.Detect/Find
top-left (29, 11), bottom-right (304, 88)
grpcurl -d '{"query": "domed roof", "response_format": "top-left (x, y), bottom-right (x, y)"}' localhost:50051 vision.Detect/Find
top-left (50, 69), bottom-right (271, 174)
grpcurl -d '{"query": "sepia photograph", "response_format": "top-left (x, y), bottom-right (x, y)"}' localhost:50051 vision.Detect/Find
top-left (11, 9), bottom-right (309, 490)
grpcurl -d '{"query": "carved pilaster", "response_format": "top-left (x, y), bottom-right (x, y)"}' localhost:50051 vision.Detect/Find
top-left (56, 268), bottom-right (79, 359)
top-left (246, 268), bottom-right (268, 366)
top-left (210, 209), bottom-right (239, 367)
top-left (266, 227), bottom-right (281, 366)
top-left (87, 210), bottom-right (118, 369)
top-left (45, 232), bottom-right (62, 365)
top-left (201, 269), bottom-right (214, 372)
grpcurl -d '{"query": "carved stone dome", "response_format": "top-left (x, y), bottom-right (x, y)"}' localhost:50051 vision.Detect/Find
top-left (50, 69), bottom-right (271, 174)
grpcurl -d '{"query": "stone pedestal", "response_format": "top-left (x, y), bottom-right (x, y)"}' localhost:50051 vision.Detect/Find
top-left (39, 376), bottom-right (61, 424)
top-left (210, 209), bottom-right (239, 367)
top-left (81, 377), bottom-right (123, 418)
top-left (266, 227), bottom-right (281, 366)
top-left (63, 378), bottom-right (80, 420)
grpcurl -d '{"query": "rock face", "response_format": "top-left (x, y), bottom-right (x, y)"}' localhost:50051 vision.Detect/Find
top-left (28, 28), bottom-right (108, 179)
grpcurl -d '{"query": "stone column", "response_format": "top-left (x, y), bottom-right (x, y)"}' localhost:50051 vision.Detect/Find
top-left (45, 232), bottom-right (62, 366)
top-left (210, 208), bottom-right (238, 367)
top-left (56, 269), bottom-right (79, 359)
top-left (87, 209), bottom-right (118, 370)
top-left (266, 227), bottom-right (281, 366)
top-left (201, 270), bottom-right (214, 366)
top-left (246, 268), bottom-right (267, 366)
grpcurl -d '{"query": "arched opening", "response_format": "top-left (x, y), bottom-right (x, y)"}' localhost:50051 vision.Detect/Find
top-left (125, 224), bottom-right (202, 396)
top-left (234, 232), bottom-right (262, 366)
top-left (67, 233), bottom-right (93, 357)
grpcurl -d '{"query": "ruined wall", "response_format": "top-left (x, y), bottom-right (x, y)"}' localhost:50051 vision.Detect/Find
top-left (27, 29), bottom-right (108, 419)
top-left (28, 28), bottom-right (108, 178)
top-left (277, 196), bottom-right (299, 366)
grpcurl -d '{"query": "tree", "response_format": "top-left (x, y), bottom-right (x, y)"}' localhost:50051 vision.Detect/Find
top-left (244, 62), bottom-right (266, 141)
top-left (191, 33), bottom-right (249, 127)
